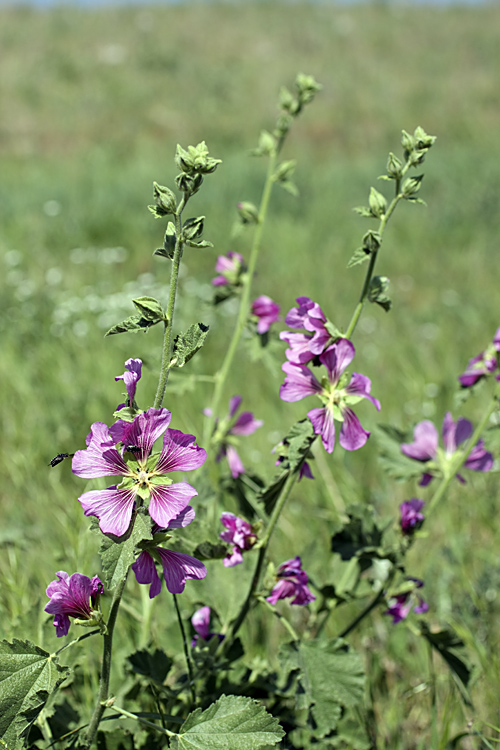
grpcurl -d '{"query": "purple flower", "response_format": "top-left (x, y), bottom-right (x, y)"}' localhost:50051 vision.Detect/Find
top-left (251, 295), bottom-right (281, 334)
top-left (132, 547), bottom-right (206, 597)
top-left (280, 339), bottom-right (380, 454)
top-left (45, 571), bottom-right (103, 637)
top-left (131, 510), bottom-right (206, 597)
top-left (401, 412), bottom-right (493, 486)
top-left (191, 606), bottom-right (224, 647)
top-left (212, 251), bottom-right (245, 287)
top-left (219, 512), bottom-right (257, 567)
top-left (215, 396), bottom-right (263, 478)
top-left (72, 408), bottom-right (206, 537)
top-left (400, 499), bottom-right (425, 534)
top-left (115, 358), bottom-right (142, 410)
top-left (385, 579), bottom-right (429, 624)
top-left (280, 297), bottom-right (331, 364)
top-left (266, 556), bottom-right (316, 606)
top-left (459, 327), bottom-right (500, 387)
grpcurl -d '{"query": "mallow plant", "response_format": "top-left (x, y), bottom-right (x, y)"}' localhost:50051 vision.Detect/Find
top-left (1, 73), bottom-right (498, 750)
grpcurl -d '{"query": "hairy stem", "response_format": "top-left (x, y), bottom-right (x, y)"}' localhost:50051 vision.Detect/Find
top-left (173, 592), bottom-right (196, 705)
top-left (83, 572), bottom-right (128, 748)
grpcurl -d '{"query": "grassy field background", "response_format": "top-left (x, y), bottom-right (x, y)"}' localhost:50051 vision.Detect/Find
top-left (1, 2), bottom-right (500, 746)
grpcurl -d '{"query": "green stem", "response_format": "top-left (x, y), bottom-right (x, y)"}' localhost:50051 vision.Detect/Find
top-left (257, 596), bottom-right (300, 641)
top-left (427, 392), bottom-right (498, 515)
top-left (173, 593), bottom-right (196, 705)
top-left (104, 703), bottom-right (179, 737)
top-left (345, 164), bottom-right (412, 340)
top-left (337, 589), bottom-right (386, 640)
top-left (221, 467), bottom-right (300, 652)
top-left (83, 572), bottom-right (129, 749)
top-left (203, 150), bottom-right (277, 448)
top-left (154, 197), bottom-right (187, 409)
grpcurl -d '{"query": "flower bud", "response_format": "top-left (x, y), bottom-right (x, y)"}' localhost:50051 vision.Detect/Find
top-left (237, 201), bottom-right (259, 224)
top-left (368, 187), bottom-right (387, 218)
top-left (386, 152), bottom-right (403, 179)
top-left (402, 175), bottom-right (424, 197)
top-left (152, 182), bottom-right (177, 215)
top-left (183, 216), bottom-right (205, 241)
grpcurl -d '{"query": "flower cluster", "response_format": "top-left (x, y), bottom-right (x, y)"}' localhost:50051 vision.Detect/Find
top-left (212, 396), bottom-right (263, 478)
top-left (219, 512), bottom-right (258, 567)
top-left (45, 572), bottom-right (104, 637)
top-left (266, 557), bottom-right (315, 606)
top-left (251, 295), bottom-right (280, 334)
top-left (401, 412), bottom-right (493, 486)
top-left (384, 579), bottom-right (428, 624)
top-left (459, 327), bottom-right (500, 387)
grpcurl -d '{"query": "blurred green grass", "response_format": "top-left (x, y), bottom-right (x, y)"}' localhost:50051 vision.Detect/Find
top-left (2, 1), bottom-right (500, 744)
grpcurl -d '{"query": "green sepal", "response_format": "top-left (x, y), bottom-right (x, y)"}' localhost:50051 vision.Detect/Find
top-left (152, 181), bottom-right (177, 215)
top-left (324, 320), bottom-right (343, 339)
top-left (278, 180), bottom-right (299, 197)
top-left (386, 151), bottom-right (403, 179)
top-left (160, 221), bottom-right (177, 261)
top-left (237, 201), bottom-right (259, 224)
top-left (96, 511), bottom-right (153, 590)
top-left (112, 406), bottom-right (139, 423)
top-left (252, 130), bottom-right (277, 157)
top-left (353, 206), bottom-right (374, 218)
top-left (170, 694), bottom-right (284, 750)
top-left (171, 322), bottom-right (210, 368)
top-left (132, 296), bottom-right (166, 322)
top-left (183, 216), bottom-right (205, 242)
top-left (175, 142), bottom-right (221, 175)
top-left (368, 187), bottom-right (387, 218)
top-left (0, 639), bottom-right (71, 749)
top-left (402, 174), bottom-right (424, 197)
top-left (274, 159), bottom-right (296, 182)
top-left (185, 239), bottom-right (214, 249)
top-left (368, 276), bottom-right (392, 312)
top-left (176, 171), bottom-right (204, 196)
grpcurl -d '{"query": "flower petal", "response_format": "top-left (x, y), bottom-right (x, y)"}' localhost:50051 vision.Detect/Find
top-left (78, 486), bottom-right (136, 537)
top-left (109, 408), bottom-right (172, 458)
top-left (339, 407), bottom-right (370, 451)
top-left (156, 429), bottom-right (207, 473)
top-left (156, 548), bottom-right (207, 594)
top-left (149, 482), bottom-right (197, 529)
top-left (192, 606), bottom-right (211, 639)
top-left (345, 372), bottom-right (381, 411)
top-left (231, 412), bottom-right (263, 436)
top-left (308, 406), bottom-right (336, 453)
top-left (72, 423), bottom-right (130, 479)
top-left (225, 445), bottom-right (245, 478)
top-left (228, 395), bottom-right (242, 418)
top-left (401, 420), bottom-right (438, 461)
top-left (132, 551), bottom-right (162, 598)
top-left (320, 339), bottom-right (355, 385)
top-left (280, 362), bottom-right (322, 402)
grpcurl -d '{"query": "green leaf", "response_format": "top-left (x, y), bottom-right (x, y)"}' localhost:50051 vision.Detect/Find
top-left (330, 504), bottom-right (384, 561)
top-left (192, 541), bottom-right (229, 561)
top-left (420, 623), bottom-right (472, 705)
top-left (259, 419), bottom-right (316, 515)
top-left (352, 206), bottom-right (373, 218)
top-left (98, 512), bottom-right (153, 589)
top-left (375, 424), bottom-right (424, 481)
top-left (0, 639), bottom-right (71, 749)
top-left (172, 323), bottom-right (210, 368)
top-left (171, 694), bottom-right (284, 749)
top-left (127, 648), bottom-right (172, 684)
top-left (368, 275), bottom-right (392, 312)
top-left (278, 179), bottom-right (299, 197)
top-left (347, 247), bottom-right (370, 268)
top-left (105, 313), bottom-right (162, 336)
top-left (280, 640), bottom-right (365, 739)
top-left (132, 296), bottom-right (166, 322)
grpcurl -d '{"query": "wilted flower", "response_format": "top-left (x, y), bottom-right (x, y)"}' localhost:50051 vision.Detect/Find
top-left (400, 499), bottom-right (425, 534)
top-left (401, 412), bottom-right (493, 486)
top-left (385, 579), bottom-right (428, 624)
top-left (72, 408), bottom-right (206, 537)
top-left (251, 295), bottom-right (280, 334)
top-left (212, 251), bottom-right (245, 287)
top-left (280, 296), bottom-right (331, 364)
top-left (459, 328), bottom-right (500, 387)
top-left (191, 606), bottom-right (224, 646)
top-left (214, 396), bottom-right (263, 478)
top-left (219, 512), bottom-right (257, 566)
top-left (280, 339), bottom-right (380, 453)
top-left (266, 557), bottom-right (315, 606)
top-left (115, 358), bottom-right (142, 409)
top-left (45, 571), bottom-right (104, 637)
